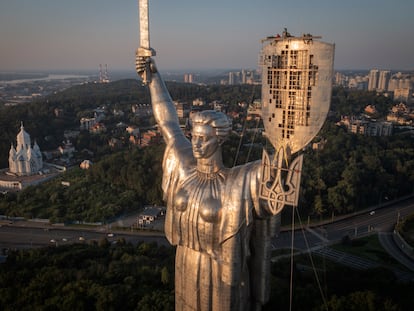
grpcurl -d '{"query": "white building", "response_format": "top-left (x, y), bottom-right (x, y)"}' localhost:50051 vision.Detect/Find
top-left (8, 123), bottom-right (43, 176)
top-left (368, 69), bottom-right (379, 91)
top-left (378, 70), bottom-right (390, 92)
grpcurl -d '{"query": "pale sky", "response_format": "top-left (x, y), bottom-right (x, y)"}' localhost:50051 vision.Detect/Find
top-left (0, 0), bottom-right (413, 72)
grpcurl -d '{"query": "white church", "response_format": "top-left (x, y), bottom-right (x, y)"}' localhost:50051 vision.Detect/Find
top-left (8, 122), bottom-right (43, 176)
top-left (0, 123), bottom-right (66, 191)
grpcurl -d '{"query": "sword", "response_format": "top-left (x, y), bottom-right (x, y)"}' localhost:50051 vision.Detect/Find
top-left (138, 0), bottom-right (155, 84)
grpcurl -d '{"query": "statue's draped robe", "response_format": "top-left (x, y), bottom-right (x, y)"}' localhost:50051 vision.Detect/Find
top-left (162, 138), bottom-right (277, 311)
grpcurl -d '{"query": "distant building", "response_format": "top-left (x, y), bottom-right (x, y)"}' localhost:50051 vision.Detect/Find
top-left (8, 123), bottom-right (43, 176)
top-left (140, 130), bottom-right (162, 146)
top-left (338, 117), bottom-right (393, 136)
top-left (387, 103), bottom-right (413, 125)
top-left (90, 122), bottom-right (106, 134)
top-left (378, 70), bottom-right (390, 92)
top-left (113, 109), bottom-right (125, 117)
top-left (1, 123), bottom-right (63, 190)
top-left (368, 69), bottom-right (379, 91)
top-left (348, 75), bottom-right (368, 90)
top-left (132, 104), bottom-right (152, 117)
top-left (80, 160), bottom-right (92, 170)
top-left (80, 117), bottom-right (97, 131)
top-left (247, 100), bottom-right (262, 116)
top-left (364, 105), bottom-right (377, 115)
top-left (108, 138), bottom-right (123, 149)
top-left (212, 101), bottom-right (226, 113)
top-left (126, 125), bottom-right (140, 136)
top-left (137, 206), bottom-right (166, 226)
top-left (228, 72), bottom-right (235, 85)
top-left (174, 101), bottom-right (190, 118)
top-left (54, 108), bottom-right (65, 118)
top-left (184, 73), bottom-right (194, 83)
top-left (192, 98), bottom-right (206, 107)
top-left (391, 103), bottom-right (409, 114)
top-left (394, 88), bottom-right (411, 103)
top-left (312, 140), bottom-right (326, 151)
top-left (58, 140), bottom-right (75, 156)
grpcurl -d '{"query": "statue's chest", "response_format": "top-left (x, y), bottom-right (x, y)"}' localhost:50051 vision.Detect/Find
top-left (174, 171), bottom-right (226, 251)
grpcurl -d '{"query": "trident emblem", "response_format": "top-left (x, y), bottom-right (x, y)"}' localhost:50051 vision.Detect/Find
top-left (259, 148), bottom-right (303, 213)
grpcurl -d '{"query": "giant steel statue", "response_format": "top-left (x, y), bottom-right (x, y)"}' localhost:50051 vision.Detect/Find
top-left (135, 1), bottom-right (334, 310)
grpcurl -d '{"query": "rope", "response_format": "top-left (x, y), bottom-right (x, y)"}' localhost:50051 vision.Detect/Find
top-left (295, 207), bottom-right (329, 310)
top-left (289, 205), bottom-right (295, 311)
top-left (233, 84), bottom-right (257, 167)
top-left (233, 117), bottom-right (247, 167)
top-left (245, 116), bottom-right (261, 164)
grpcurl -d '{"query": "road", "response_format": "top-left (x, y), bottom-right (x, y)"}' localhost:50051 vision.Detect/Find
top-left (0, 223), bottom-right (169, 251)
top-left (275, 197), bottom-right (414, 251)
top-left (378, 232), bottom-right (414, 271)
top-left (1, 197), bottom-right (413, 261)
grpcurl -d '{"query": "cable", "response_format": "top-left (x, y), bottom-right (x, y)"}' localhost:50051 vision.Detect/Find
top-left (233, 84), bottom-right (257, 167)
top-left (295, 207), bottom-right (329, 311)
top-left (245, 116), bottom-right (261, 164)
top-left (289, 205), bottom-right (295, 311)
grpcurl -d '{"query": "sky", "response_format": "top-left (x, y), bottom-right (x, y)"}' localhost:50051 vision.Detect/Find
top-left (0, 0), bottom-right (413, 72)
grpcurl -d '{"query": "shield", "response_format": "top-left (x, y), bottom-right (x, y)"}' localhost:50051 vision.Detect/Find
top-left (261, 34), bottom-right (335, 154)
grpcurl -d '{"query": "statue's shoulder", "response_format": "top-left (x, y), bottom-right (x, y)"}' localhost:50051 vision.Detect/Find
top-left (164, 137), bottom-right (194, 168)
top-left (223, 160), bottom-right (261, 190)
top-left (229, 159), bottom-right (261, 175)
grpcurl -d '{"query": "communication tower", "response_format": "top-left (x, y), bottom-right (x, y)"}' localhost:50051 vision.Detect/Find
top-left (99, 64), bottom-right (110, 83)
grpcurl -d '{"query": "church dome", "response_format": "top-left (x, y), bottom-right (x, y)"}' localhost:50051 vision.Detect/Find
top-left (16, 122), bottom-right (31, 151)
top-left (9, 144), bottom-right (16, 157)
top-left (33, 141), bottom-right (42, 158)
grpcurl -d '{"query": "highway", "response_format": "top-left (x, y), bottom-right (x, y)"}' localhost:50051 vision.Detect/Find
top-left (1, 197), bottom-right (413, 256)
top-left (0, 223), bottom-right (169, 250)
top-left (274, 197), bottom-right (414, 252)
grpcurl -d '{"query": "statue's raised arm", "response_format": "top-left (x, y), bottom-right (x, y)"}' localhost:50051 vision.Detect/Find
top-left (135, 0), bottom-right (184, 145)
top-left (136, 53), bottom-right (185, 145)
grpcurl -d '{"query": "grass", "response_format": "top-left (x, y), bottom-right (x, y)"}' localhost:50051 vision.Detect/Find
top-left (399, 215), bottom-right (414, 246)
top-left (331, 235), bottom-right (408, 270)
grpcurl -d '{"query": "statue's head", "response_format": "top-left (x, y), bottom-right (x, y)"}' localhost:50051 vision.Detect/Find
top-left (190, 110), bottom-right (231, 159)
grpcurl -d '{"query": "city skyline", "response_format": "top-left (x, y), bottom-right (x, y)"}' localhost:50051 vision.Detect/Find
top-left (0, 0), bottom-right (413, 72)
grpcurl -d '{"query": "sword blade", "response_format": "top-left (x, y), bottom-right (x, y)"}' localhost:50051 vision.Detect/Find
top-left (139, 0), bottom-right (150, 49)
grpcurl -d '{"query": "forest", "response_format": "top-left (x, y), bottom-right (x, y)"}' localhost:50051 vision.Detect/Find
top-left (0, 238), bottom-right (412, 311)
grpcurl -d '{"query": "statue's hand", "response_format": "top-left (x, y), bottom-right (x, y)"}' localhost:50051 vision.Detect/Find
top-left (135, 48), bottom-right (157, 83)
top-left (135, 55), bottom-right (149, 78)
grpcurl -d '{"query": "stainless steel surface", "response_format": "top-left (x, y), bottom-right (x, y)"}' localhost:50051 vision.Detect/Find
top-left (134, 63), bottom-right (302, 310)
top-left (259, 149), bottom-right (303, 214)
top-left (139, 0), bottom-right (150, 50)
top-left (147, 70), bottom-right (278, 310)
top-left (137, 0), bottom-right (155, 84)
top-left (135, 10), bottom-right (333, 310)
top-left (261, 31), bottom-right (335, 154)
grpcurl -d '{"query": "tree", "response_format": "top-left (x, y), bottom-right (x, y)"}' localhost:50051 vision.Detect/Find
top-left (160, 266), bottom-right (170, 286)
top-left (319, 291), bottom-right (399, 311)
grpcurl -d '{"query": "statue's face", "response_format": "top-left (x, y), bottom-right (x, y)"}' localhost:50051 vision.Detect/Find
top-left (191, 124), bottom-right (219, 159)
